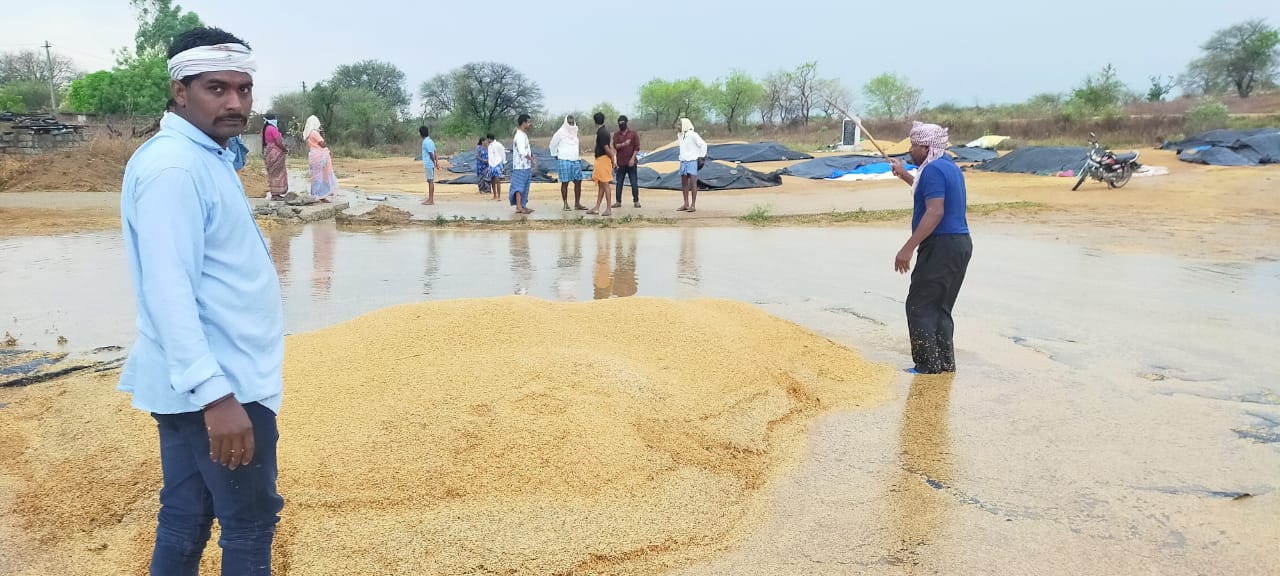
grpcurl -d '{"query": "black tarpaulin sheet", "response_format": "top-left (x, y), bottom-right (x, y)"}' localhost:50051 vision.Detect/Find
top-left (1238, 132), bottom-right (1280, 164)
top-left (443, 147), bottom-right (592, 183)
top-left (1177, 147), bottom-right (1254, 166)
top-left (639, 142), bottom-right (812, 164)
top-left (636, 162), bottom-right (783, 190)
top-left (1162, 128), bottom-right (1280, 152)
top-left (975, 146), bottom-right (1089, 174)
top-left (948, 146), bottom-right (999, 162)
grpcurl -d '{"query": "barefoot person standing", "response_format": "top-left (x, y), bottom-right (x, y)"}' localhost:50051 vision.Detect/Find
top-left (588, 112), bottom-right (617, 216)
top-left (120, 27), bottom-right (285, 574)
top-left (420, 125), bottom-right (437, 205)
top-left (889, 122), bottom-right (973, 374)
top-left (550, 115), bottom-right (586, 211)
top-left (676, 118), bottom-right (706, 213)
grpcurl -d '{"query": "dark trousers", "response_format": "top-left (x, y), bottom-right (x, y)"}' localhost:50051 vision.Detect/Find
top-left (615, 165), bottom-right (639, 204)
top-left (150, 402), bottom-right (284, 576)
top-left (906, 234), bottom-right (973, 373)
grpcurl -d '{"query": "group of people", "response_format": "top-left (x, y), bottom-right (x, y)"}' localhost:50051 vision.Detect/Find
top-left (216, 105), bottom-right (339, 204)
top-left (419, 112), bottom-right (710, 216)
top-left (118, 26), bottom-right (973, 575)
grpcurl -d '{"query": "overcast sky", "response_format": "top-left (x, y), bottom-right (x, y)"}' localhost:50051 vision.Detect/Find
top-left (7, 0), bottom-right (1280, 116)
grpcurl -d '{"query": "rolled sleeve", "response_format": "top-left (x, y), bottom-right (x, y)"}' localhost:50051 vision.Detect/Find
top-left (132, 167), bottom-right (227, 407)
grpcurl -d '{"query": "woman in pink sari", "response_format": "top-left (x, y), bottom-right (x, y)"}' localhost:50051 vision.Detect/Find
top-left (303, 115), bottom-right (338, 202)
top-left (262, 113), bottom-right (289, 200)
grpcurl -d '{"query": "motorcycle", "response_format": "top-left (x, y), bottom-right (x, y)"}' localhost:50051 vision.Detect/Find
top-left (1072, 132), bottom-right (1141, 191)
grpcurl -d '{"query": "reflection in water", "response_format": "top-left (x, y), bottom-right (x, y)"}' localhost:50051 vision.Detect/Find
top-left (678, 227), bottom-right (699, 292)
top-left (265, 226), bottom-right (304, 285)
top-left (592, 232), bottom-right (639, 300)
top-left (311, 223), bottom-right (335, 299)
top-left (889, 374), bottom-right (955, 570)
top-left (423, 231), bottom-right (441, 296)
top-left (510, 231), bottom-right (533, 295)
top-left (555, 231), bottom-right (583, 301)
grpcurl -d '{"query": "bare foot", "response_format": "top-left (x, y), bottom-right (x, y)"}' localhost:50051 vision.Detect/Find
top-left (563, 205), bottom-right (572, 211)
top-left (586, 209), bottom-right (598, 215)
top-left (677, 206), bottom-right (689, 211)
top-left (687, 207), bottom-right (696, 213)
top-left (602, 211), bottom-right (612, 217)
top-left (421, 200), bottom-right (434, 206)
top-left (574, 205), bottom-right (588, 210)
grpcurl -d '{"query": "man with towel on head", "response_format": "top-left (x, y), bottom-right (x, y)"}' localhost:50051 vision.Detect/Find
top-left (119, 27), bottom-right (286, 574)
top-left (550, 115), bottom-right (586, 211)
top-left (890, 122), bottom-right (973, 375)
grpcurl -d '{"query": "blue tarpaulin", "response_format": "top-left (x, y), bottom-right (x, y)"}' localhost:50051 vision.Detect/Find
top-left (830, 162), bottom-right (917, 179)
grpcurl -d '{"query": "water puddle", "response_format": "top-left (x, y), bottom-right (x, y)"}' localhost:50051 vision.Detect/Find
top-left (2, 224), bottom-right (1279, 572)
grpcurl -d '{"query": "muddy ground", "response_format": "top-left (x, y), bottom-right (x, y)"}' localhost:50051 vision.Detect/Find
top-left (3, 149), bottom-right (1277, 261)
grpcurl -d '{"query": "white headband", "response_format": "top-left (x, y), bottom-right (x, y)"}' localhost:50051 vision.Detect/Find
top-left (168, 43), bottom-right (257, 80)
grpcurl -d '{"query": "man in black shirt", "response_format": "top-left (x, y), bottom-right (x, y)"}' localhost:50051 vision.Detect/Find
top-left (588, 112), bottom-right (617, 217)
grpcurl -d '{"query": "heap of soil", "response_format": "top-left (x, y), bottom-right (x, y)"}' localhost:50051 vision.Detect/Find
top-left (343, 204), bottom-right (413, 225)
top-left (0, 297), bottom-right (892, 575)
top-left (0, 137), bottom-right (268, 196)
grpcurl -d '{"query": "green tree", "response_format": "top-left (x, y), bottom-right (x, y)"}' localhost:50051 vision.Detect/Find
top-left (419, 62), bottom-right (543, 134)
top-left (328, 87), bottom-right (400, 147)
top-left (64, 55), bottom-right (168, 115)
top-left (638, 77), bottom-right (708, 128)
top-left (0, 86), bottom-right (26, 112)
top-left (862, 73), bottom-right (923, 120)
top-left (711, 70), bottom-right (763, 132)
top-left (307, 81), bottom-right (340, 133)
top-left (0, 81), bottom-right (55, 112)
top-left (330, 60), bottom-right (410, 114)
top-left (1185, 97), bottom-right (1230, 133)
top-left (1146, 75), bottom-right (1176, 102)
top-left (593, 101), bottom-right (622, 124)
top-left (130, 0), bottom-right (204, 57)
top-left (1186, 19), bottom-right (1280, 98)
top-left (1065, 64), bottom-right (1129, 119)
top-left (268, 91), bottom-right (310, 135)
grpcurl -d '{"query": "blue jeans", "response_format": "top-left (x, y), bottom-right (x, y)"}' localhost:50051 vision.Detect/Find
top-left (150, 402), bottom-right (284, 576)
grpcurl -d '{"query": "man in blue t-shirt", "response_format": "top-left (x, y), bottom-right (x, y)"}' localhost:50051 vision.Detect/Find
top-left (420, 125), bottom-right (437, 206)
top-left (889, 122), bottom-right (974, 374)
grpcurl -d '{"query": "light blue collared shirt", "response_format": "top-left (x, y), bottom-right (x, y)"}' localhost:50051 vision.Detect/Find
top-left (118, 113), bottom-right (284, 414)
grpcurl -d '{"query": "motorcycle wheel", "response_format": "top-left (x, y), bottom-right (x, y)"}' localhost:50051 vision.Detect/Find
top-left (1108, 165), bottom-right (1133, 189)
top-left (1072, 165), bottom-right (1089, 191)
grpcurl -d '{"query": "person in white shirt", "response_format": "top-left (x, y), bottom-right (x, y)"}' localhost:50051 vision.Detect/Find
top-left (510, 114), bottom-right (536, 214)
top-left (549, 115), bottom-right (586, 211)
top-left (676, 117), bottom-right (707, 212)
top-left (487, 132), bottom-right (506, 202)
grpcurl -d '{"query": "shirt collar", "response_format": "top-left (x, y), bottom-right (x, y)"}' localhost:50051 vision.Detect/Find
top-left (160, 112), bottom-right (229, 153)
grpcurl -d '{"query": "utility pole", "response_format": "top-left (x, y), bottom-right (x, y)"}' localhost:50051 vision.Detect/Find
top-left (42, 41), bottom-right (58, 111)
top-left (301, 81), bottom-right (307, 94)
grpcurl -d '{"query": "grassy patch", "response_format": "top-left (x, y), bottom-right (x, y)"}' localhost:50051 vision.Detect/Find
top-left (739, 204), bottom-right (775, 225)
top-left (742, 202), bottom-right (1044, 227)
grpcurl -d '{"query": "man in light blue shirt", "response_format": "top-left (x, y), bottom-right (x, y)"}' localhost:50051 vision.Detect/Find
top-left (120, 26), bottom-right (285, 575)
top-left (420, 125), bottom-right (437, 205)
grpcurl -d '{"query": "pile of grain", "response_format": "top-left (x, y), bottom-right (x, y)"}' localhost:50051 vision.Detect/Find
top-left (0, 297), bottom-right (891, 575)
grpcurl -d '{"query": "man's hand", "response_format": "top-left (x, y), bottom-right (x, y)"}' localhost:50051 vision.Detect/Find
top-left (204, 395), bottom-right (255, 470)
top-left (889, 158), bottom-right (913, 185)
top-left (895, 244), bottom-right (914, 274)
